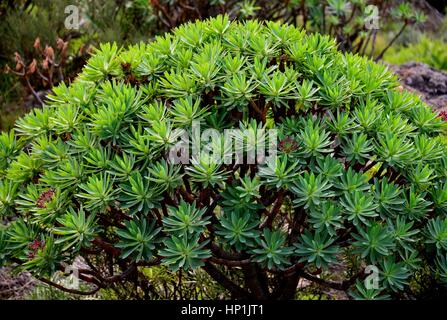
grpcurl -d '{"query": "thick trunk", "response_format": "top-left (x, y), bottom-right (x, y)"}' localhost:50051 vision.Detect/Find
top-left (202, 262), bottom-right (251, 299)
top-left (270, 272), bottom-right (300, 300)
top-left (243, 264), bottom-right (269, 299)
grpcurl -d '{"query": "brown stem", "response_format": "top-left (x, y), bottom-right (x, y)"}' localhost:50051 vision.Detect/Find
top-left (211, 243), bottom-right (246, 261)
top-left (202, 262), bottom-right (250, 299)
top-left (249, 99), bottom-right (263, 118)
top-left (36, 276), bottom-right (100, 296)
top-left (376, 22), bottom-right (408, 61)
top-left (260, 190), bottom-right (284, 229)
top-left (179, 186), bottom-right (195, 203)
top-left (209, 256), bottom-right (251, 267)
top-left (300, 0), bottom-right (307, 27)
top-left (361, 30), bottom-right (373, 56)
top-left (369, 30), bottom-right (378, 59)
top-left (270, 261), bottom-right (306, 276)
top-left (243, 263), bottom-right (268, 299)
top-left (277, 272), bottom-right (300, 300)
top-left (24, 77), bottom-right (44, 106)
top-left (151, 0), bottom-right (175, 28)
top-left (321, 4), bottom-right (327, 34)
top-left (136, 257), bottom-right (162, 267)
top-left (92, 238), bottom-right (120, 256)
top-left (298, 268), bottom-right (364, 291)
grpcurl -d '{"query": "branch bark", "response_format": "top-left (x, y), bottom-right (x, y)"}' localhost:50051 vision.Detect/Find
top-left (36, 276), bottom-right (100, 296)
top-left (202, 262), bottom-right (250, 299)
top-left (298, 269), bottom-right (364, 291)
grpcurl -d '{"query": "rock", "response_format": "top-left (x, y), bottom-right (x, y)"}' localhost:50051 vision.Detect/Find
top-left (0, 267), bottom-right (34, 299)
top-left (409, 0), bottom-right (445, 31)
top-left (0, 256), bottom-right (90, 300)
top-left (390, 62), bottom-right (447, 112)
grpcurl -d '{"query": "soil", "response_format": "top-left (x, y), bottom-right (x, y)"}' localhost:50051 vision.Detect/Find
top-left (0, 266), bottom-right (34, 299)
top-left (389, 62), bottom-right (447, 112)
top-left (0, 256), bottom-right (90, 300)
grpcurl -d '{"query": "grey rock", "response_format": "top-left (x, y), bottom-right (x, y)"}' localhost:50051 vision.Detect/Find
top-left (390, 62), bottom-right (447, 112)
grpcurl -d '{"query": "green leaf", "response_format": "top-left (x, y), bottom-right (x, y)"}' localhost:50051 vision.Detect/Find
top-left (216, 210), bottom-right (259, 251)
top-left (0, 180), bottom-right (19, 216)
top-left (170, 97), bottom-right (209, 127)
top-left (342, 133), bottom-right (374, 165)
top-left (295, 230), bottom-right (340, 269)
top-left (352, 223), bottom-right (395, 264)
top-left (291, 172), bottom-right (334, 208)
top-left (424, 217), bottom-right (447, 252)
top-left (251, 229), bottom-right (294, 270)
top-left (379, 258), bottom-right (410, 292)
top-left (159, 233), bottom-right (211, 271)
top-left (308, 201), bottom-right (344, 236)
top-left (333, 167), bottom-right (369, 194)
top-left (258, 155), bottom-right (300, 189)
top-left (162, 200), bottom-right (210, 236)
top-left (79, 42), bottom-right (122, 82)
top-left (258, 70), bottom-right (295, 108)
top-left (119, 171), bottom-right (163, 215)
top-left (430, 181), bottom-right (447, 214)
top-left (186, 155), bottom-right (229, 188)
top-left (6, 218), bottom-right (40, 257)
top-left (76, 174), bottom-right (118, 213)
top-left (298, 119), bottom-right (334, 158)
top-left (386, 216), bottom-right (419, 252)
top-left (116, 218), bottom-right (161, 262)
top-left (340, 190), bottom-right (378, 226)
top-left (23, 236), bottom-right (65, 276)
top-left (148, 160), bottom-right (183, 194)
top-left (373, 178), bottom-right (404, 217)
top-left (349, 280), bottom-right (390, 300)
top-left (53, 207), bottom-right (98, 251)
top-left (436, 254), bottom-right (447, 286)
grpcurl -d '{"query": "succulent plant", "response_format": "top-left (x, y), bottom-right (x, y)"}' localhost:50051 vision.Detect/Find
top-left (0, 16), bottom-right (446, 299)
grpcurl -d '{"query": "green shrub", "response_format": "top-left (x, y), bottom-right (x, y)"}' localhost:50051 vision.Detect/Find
top-left (0, 0), bottom-right (427, 131)
top-left (1, 16), bottom-right (447, 300)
